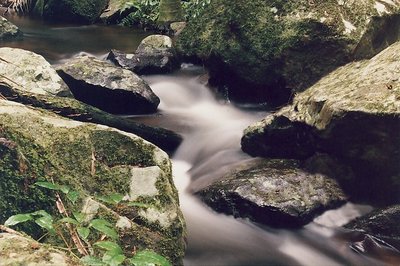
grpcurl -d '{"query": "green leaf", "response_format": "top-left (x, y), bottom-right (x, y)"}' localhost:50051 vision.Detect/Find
top-left (4, 213), bottom-right (33, 226)
top-left (90, 219), bottom-right (118, 240)
top-left (97, 193), bottom-right (124, 205)
top-left (73, 212), bottom-right (86, 223)
top-left (81, 255), bottom-right (105, 266)
top-left (67, 190), bottom-right (79, 204)
top-left (125, 202), bottom-right (151, 208)
top-left (35, 181), bottom-right (61, 191)
top-left (129, 250), bottom-right (171, 266)
top-left (58, 185), bottom-right (70, 194)
top-left (31, 210), bottom-right (53, 220)
top-left (102, 252), bottom-right (126, 266)
top-left (94, 241), bottom-right (123, 253)
top-left (57, 217), bottom-right (79, 225)
top-left (35, 216), bottom-right (55, 234)
top-left (77, 226), bottom-right (90, 240)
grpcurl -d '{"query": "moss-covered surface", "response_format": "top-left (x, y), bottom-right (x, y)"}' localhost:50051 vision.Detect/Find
top-left (176, 0), bottom-right (400, 105)
top-left (0, 100), bottom-right (186, 264)
top-left (0, 82), bottom-right (182, 153)
top-left (0, 16), bottom-right (22, 40)
top-left (43, 0), bottom-right (108, 24)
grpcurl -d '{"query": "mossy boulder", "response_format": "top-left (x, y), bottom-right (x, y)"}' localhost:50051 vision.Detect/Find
top-left (197, 158), bottom-right (346, 228)
top-left (242, 41), bottom-right (400, 204)
top-left (0, 81), bottom-right (182, 153)
top-left (108, 35), bottom-right (180, 74)
top-left (100, 0), bottom-right (138, 24)
top-left (176, 0), bottom-right (400, 105)
top-left (43, 0), bottom-right (108, 24)
top-left (56, 55), bottom-right (160, 114)
top-left (0, 47), bottom-right (72, 97)
top-left (0, 99), bottom-right (186, 264)
top-left (0, 233), bottom-right (81, 266)
top-left (0, 16), bottom-right (22, 40)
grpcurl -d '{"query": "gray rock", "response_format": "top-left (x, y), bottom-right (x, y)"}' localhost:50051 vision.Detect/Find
top-left (0, 16), bottom-right (22, 40)
top-left (0, 233), bottom-right (81, 266)
top-left (242, 41), bottom-right (400, 203)
top-left (0, 99), bottom-right (185, 264)
top-left (197, 159), bottom-right (347, 228)
top-left (100, 0), bottom-right (138, 24)
top-left (0, 47), bottom-right (72, 97)
top-left (108, 35), bottom-right (179, 74)
top-left (176, 0), bottom-right (400, 104)
top-left (56, 55), bottom-right (160, 114)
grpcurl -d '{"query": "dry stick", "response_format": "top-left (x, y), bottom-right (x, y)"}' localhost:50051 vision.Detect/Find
top-left (55, 193), bottom-right (89, 256)
top-left (0, 224), bottom-right (25, 236)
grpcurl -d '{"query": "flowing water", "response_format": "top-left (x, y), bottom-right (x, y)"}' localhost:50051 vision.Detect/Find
top-left (1, 14), bottom-right (397, 265)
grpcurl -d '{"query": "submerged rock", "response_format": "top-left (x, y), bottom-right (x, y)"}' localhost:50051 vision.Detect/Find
top-left (43, 0), bottom-right (108, 24)
top-left (345, 205), bottom-right (400, 250)
top-left (0, 82), bottom-right (182, 153)
top-left (197, 159), bottom-right (346, 228)
top-left (0, 47), bottom-right (72, 97)
top-left (108, 35), bottom-right (179, 74)
top-left (0, 16), bottom-right (22, 40)
top-left (176, 0), bottom-right (400, 104)
top-left (57, 55), bottom-right (160, 114)
top-left (242, 41), bottom-right (400, 204)
top-left (0, 233), bottom-right (81, 266)
top-left (0, 99), bottom-right (186, 264)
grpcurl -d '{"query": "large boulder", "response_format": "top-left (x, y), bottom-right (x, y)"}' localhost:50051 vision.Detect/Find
top-left (43, 0), bottom-right (108, 24)
top-left (242, 41), bottom-right (400, 204)
top-left (176, 0), bottom-right (400, 105)
top-left (0, 81), bottom-right (182, 153)
top-left (0, 99), bottom-right (186, 264)
top-left (56, 55), bottom-right (160, 114)
top-left (197, 159), bottom-right (346, 228)
top-left (108, 35), bottom-right (179, 74)
top-left (0, 233), bottom-right (81, 266)
top-left (100, 0), bottom-right (138, 24)
top-left (0, 16), bottom-right (22, 40)
top-left (0, 47), bottom-right (72, 97)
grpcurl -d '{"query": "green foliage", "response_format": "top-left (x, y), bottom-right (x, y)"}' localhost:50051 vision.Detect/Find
top-left (3, 182), bottom-right (172, 266)
top-left (182, 0), bottom-right (211, 20)
top-left (120, 0), bottom-right (160, 28)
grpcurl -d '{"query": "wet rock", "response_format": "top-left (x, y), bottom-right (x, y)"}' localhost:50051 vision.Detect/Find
top-left (108, 35), bottom-right (179, 74)
top-left (0, 16), bottom-right (22, 40)
top-left (242, 41), bottom-right (400, 204)
top-left (0, 47), bottom-right (72, 97)
top-left (43, 0), bottom-right (108, 24)
top-left (197, 159), bottom-right (347, 228)
top-left (176, 0), bottom-right (400, 105)
top-left (57, 55), bottom-right (160, 114)
top-left (0, 82), bottom-right (182, 153)
top-left (345, 205), bottom-right (400, 250)
top-left (0, 99), bottom-right (185, 264)
top-left (100, 0), bottom-right (138, 24)
top-left (0, 233), bottom-right (81, 266)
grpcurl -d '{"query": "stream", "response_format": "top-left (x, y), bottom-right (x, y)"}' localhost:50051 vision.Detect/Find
top-left (1, 13), bottom-right (391, 265)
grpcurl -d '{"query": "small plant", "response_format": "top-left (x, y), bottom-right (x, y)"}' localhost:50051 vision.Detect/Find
top-left (3, 181), bottom-right (171, 266)
top-left (182, 0), bottom-right (211, 20)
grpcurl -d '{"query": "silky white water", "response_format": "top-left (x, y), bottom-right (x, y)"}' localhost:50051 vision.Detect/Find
top-left (140, 65), bottom-right (376, 266)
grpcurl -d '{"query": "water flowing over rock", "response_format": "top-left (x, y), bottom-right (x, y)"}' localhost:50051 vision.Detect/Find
top-left (57, 55), bottom-right (160, 114)
top-left (108, 35), bottom-right (179, 74)
top-left (0, 99), bottom-right (186, 264)
top-left (0, 82), bottom-right (182, 153)
top-left (345, 205), bottom-right (400, 250)
top-left (0, 233), bottom-right (81, 266)
top-left (0, 47), bottom-right (72, 97)
top-left (42, 0), bottom-right (108, 24)
top-left (0, 16), bottom-right (22, 40)
top-left (242, 41), bottom-right (400, 204)
top-left (176, 0), bottom-right (400, 105)
top-left (197, 159), bottom-right (347, 228)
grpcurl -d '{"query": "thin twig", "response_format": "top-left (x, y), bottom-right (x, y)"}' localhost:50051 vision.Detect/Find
top-left (0, 224), bottom-right (25, 236)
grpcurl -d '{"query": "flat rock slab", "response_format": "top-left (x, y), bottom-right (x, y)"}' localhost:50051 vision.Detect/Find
top-left (0, 47), bottom-right (71, 97)
top-left (197, 159), bottom-right (347, 228)
top-left (57, 55), bottom-right (160, 114)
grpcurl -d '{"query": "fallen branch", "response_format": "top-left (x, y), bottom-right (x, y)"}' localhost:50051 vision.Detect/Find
top-left (0, 224), bottom-right (25, 237)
